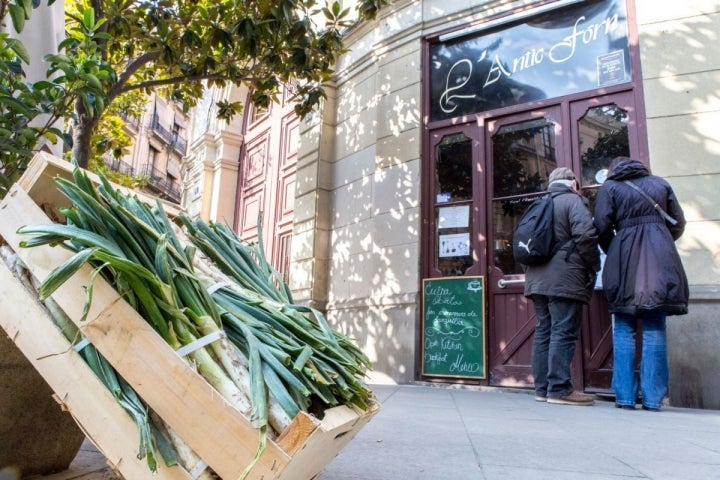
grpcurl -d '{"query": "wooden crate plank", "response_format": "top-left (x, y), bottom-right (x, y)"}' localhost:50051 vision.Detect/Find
top-left (0, 186), bottom-right (291, 480)
top-left (0, 262), bottom-right (190, 480)
top-left (17, 153), bottom-right (182, 220)
top-left (278, 403), bottom-right (379, 480)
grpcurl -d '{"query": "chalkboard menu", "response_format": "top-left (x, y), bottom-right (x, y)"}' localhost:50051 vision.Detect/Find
top-left (422, 277), bottom-right (485, 379)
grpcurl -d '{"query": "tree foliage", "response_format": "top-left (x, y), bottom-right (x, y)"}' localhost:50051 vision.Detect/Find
top-left (67, 0), bottom-right (389, 168)
top-left (0, 0), bottom-right (79, 197)
top-left (0, 0), bottom-right (389, 196)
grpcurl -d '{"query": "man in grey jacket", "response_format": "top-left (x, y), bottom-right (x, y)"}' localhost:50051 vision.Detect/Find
top-left (524, 167), bottom-right (600, 405)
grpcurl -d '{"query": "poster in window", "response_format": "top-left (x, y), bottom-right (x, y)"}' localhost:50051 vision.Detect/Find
top-left (439, 233), bottom-right (470, 258)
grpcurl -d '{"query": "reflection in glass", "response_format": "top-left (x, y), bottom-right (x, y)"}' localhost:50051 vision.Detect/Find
top-left (578, 104), bottom-right (629, 187)
top-left (492, 118), bottom-right (557, 275)
top-left (493, 119), bottom-right (556, 198)
top-left (435, 133), bottom-right (472, 203)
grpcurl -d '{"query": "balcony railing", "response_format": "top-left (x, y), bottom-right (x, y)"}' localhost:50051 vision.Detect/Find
top-left (139, 163), bottom-right (181, 202)
top-left (171, 137), bottom-right (187, 154)
top-left (151, 115), bottom-right (188, 155)
top-left (102, 156), bottom-right (135, 176)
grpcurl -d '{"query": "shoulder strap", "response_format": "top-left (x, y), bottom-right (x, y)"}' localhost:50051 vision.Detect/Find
top-left (622, 180), bottom-right (678, 226)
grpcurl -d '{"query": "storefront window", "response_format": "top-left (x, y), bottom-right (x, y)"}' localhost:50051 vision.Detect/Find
top-left (435, 133), bottom-right (473, 202)
top-left (435, 133), bottom-right (473, 276)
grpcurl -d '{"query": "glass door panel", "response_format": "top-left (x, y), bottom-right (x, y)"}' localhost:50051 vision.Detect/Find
top-left (485, 107), bottom-right (563, 388)
top-left (491, 117), bottom-right (559, 276)
top-left (426, 125), bottom-right (483, 279)
top-left (434, 132), bottom-right (474, 276)
top-left (571, 91), bottom-right (638, 210)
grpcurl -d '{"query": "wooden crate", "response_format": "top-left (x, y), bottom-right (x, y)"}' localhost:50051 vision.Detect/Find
top-left (0, 154), bottom-right (379, 480)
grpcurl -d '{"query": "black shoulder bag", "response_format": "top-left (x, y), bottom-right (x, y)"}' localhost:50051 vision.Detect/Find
top-left (623, 180), bottom-right (678, 226)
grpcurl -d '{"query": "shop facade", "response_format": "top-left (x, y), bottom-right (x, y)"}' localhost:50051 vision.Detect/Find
top-left (184, 0), bottom-right (720, 408)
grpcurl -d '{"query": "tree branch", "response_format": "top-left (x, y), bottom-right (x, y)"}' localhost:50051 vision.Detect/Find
top-left (107, 50), bottom-right (162, 100)
top-left (114, 73), bottom-right (262, 96)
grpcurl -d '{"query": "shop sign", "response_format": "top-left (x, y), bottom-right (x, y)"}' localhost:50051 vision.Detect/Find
top-left (429, 0), bottom-right (630, 121)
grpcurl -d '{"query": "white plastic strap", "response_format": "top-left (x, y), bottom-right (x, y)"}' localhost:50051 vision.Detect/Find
top-left (175, 330), bottom-right (226, 358)
top-left (189, 459), bottom-right (208, 479)
top-left (73, 338), bottom-right (91, 352)
top-left (206, 282), bottom-right (230, 295)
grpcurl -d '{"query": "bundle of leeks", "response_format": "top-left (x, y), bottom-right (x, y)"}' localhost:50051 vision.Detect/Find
top-left (16, 167), bottom-right (373, 477)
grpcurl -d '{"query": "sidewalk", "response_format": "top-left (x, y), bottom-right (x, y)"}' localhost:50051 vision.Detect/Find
top-left (28, 384), bottom-right (720, 480)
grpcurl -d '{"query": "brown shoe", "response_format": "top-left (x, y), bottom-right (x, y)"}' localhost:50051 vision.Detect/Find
top-left (547, 391), bottom-right (595, 406)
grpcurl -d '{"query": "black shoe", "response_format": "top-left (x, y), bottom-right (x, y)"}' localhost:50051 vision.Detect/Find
top-left (615, 403), bottom-right (636, 410)
top-left (642, 405), bottom-right (660, 412)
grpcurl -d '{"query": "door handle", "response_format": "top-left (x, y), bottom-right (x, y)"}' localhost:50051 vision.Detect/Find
top-left (498, 278), bottom-right (524, 288)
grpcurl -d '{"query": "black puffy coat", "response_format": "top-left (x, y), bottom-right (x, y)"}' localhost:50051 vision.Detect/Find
top-left (524, 183), bottom-right (600, 304)
top-left (593, 159), bottom-right (688, 316)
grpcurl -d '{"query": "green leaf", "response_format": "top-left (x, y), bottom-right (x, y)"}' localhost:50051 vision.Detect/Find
top-left (7, 38), bottom-right (30, 64)
top-left (82, 73), bottom-right (103, 90)
top-left (8, 4), bottom-right (26, 33)
top-left (83, 7), bottom-right (95, 30)
top-left (20, 0), bottom-right (33, 20)
top-left (36, 248), bottom-right (98, 300)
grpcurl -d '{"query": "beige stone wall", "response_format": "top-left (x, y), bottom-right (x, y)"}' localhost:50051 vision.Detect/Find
top-left (635, 0), bottom-right (720, 408)
top-left (2, 1), bottom-right (65, 157)
top-left (293, 0), bottom-right (427, 383)
top-left (635, 0), bottom-right (720, 286)
top-left (182, 86), bottom-right (244, 223)
top-left (305, 0), bottom-right (544, 383)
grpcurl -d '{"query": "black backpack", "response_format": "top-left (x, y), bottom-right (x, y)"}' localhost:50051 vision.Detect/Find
top-left (512, 192), bottom-right (562, 266)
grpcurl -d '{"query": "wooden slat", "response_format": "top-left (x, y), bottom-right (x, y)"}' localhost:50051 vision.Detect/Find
top-left (0, 185), bottom-right (290, 480)
top-left (0, 262), bottom-right (190, 480)
top-left (279, 403), bottom-right (379, 480)
top-left (17, 153), bottom-right (182, 219)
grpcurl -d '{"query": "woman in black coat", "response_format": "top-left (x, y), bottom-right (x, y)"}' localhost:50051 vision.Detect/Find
top-left (594, 157), bottom-right (688, 411)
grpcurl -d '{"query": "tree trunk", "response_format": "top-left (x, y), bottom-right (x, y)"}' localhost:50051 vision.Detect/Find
top-left (71, 100), bottom-right (100, 170)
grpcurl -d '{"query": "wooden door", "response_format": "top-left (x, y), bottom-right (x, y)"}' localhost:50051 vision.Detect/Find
top-left (571, 91), bottom-right (641, 393)
top-left (485, 91), bottom-right (640, 391)
top-left (235, 88), bottom-right (298, 282)
top-left (485, 106), bottom-right (567, 387)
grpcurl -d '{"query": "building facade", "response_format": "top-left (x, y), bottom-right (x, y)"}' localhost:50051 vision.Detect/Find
top-left (184, 0), bottom-right (720, 409)
top-left (106, 94), bottom-right (188, 204)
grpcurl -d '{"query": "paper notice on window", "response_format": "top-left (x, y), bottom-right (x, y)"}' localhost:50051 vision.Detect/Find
top-left (438, 205), bottom-right (469, 229)
top-left (439, 233), bottom-right (470, 257)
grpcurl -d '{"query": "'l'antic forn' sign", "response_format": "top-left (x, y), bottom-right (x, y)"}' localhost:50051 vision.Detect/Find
top-left (429, 0), bottom-right (630, 121)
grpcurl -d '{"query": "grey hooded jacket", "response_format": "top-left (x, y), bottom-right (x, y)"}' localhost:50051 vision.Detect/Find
top-left (524, 183), bottom-right (600, 304)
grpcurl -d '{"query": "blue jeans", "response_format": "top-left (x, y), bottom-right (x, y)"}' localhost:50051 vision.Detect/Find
top-left (612, 311), bottom-right (668, 409)
top-left (531, 295), bottom-right (582, 398)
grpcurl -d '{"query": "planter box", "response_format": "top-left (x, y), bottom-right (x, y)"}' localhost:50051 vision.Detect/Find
top-left (0, 154), bottom-right (378, 480)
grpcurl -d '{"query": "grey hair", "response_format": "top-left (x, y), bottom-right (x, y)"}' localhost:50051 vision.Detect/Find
top-left (550, 179), bottom-right (576, 188)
